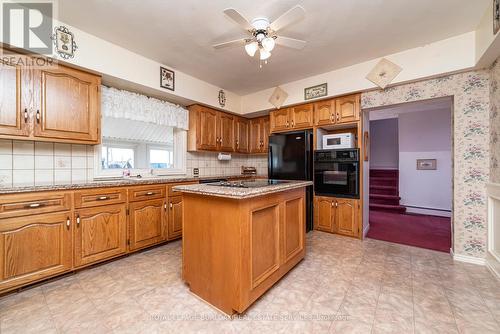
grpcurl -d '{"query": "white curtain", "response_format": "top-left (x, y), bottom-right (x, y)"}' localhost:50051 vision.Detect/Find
top-left (101, 86), bottom-right (189, 130)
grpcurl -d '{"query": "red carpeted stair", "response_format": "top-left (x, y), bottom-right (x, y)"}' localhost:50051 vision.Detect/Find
top-left (369, 169), bottom-right (406, 213)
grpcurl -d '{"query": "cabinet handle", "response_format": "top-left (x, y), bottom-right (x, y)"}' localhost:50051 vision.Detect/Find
top-left (286, 121), bottom-right (289, 127)
top-left (291, 120), bottom-right (295, 127)
top-left (145, 191), bottom-right (155, 196)
top-left (97, 196), bottom-right (109, 201)
top-left (66, 217), bottom-right (70, 229)
top-left (331, 201), bottom-right (334, 207)
top-left (220, 137), bottom-right (223, 145)
top-left (236, 140), bottom-right (239, 148)
top-left (169, 202), bottom-right (173, 209)
top-left (36, 110), bottom-right (40, 123)
top-left (26, 202), bottom-right (43, 208)
top-left (24, 108), bottom-right (28, 122)
top-left (164, 203), bottom-right (167, 211)
top-left (76, 215), bottom-right (80, 226)
top-left (335, 202), bottom-right (338, 207)
top-left (336, 113), bottom-right (339, 122)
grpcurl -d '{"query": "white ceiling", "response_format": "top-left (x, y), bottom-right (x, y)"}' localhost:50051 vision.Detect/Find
top-left (59, 0), bottom-right (489, 95)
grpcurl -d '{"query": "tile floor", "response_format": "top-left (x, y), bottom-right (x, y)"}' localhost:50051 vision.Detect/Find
top-left (0, 232), bottom-right (499, 333)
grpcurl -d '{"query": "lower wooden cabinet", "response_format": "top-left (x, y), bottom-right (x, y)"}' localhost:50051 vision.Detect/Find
top-left (129, 198), bottom-right (166, 251)
top-left (314, 196), bottom-right (359, 237)
top-left (167, 195), bottom-right (183, 240)
top-left (0, 212), bottom-right (73, 292)
top-left (74, 204), bottom-right (127, 268)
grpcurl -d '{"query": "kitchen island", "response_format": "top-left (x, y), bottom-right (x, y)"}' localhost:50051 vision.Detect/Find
top-left (173, 180), bottom-right (312, 314)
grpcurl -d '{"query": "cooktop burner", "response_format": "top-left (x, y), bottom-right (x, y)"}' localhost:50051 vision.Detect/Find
top-left (207, 179), bottom-right (290, 188)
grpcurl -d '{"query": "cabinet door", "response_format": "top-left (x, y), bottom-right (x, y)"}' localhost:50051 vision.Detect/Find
top-left (291, 104), bottom-right (313, 129)
top-left (314, 100), bottom-right (335, 126)
top-left (270, 108), bottom-right (290, 132)
top-left (282, 196), bottom-right (305, 263)
top-left (249, 118), bottom-right (262, 153)
top-left (314, 196), bottom-right (335, 233)
top-left (74, 204), bottom-right (127, 268)
top-left (34, 65), bottom-right (100, 143)
top-left (260, 117), bottom-right (270, 153)
top-left (336, 198), bottom-right (358, 237)
top-left (0, 212), bottom-right (72, 292)
top-left (0, 59), bottom-right (29, 137)
top-left (197, 107), bottom-right (218, 150)
top-left (218, 112), bottom-right (235, 152)
top-left (129, 199), bottom-right (165, 251)
top-left (235, 118), bottom-right (249, 153)
top-left (168, 196), bottom-right (183, 240)
top-left (335, 95), bottom-right (360, 124)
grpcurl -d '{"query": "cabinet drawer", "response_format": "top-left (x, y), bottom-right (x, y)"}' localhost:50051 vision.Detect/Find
top-left (0, 192), bottom-right (72, 219)
top-left (167, 181), bottom-right (198, 196)
top-left (74, 188), bottom-right (127, 208)
top-left (128, 185), bottom-right (166, 202)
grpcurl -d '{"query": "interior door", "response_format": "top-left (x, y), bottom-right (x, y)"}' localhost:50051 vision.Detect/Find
top-left (0, 58), bottom-right (29, 137)
top-left (336, 198), bottom-right (357, 236)
top-left (197, 107), bottom-right (218, 150)
top-left (168, 196), bottom-right (183, 240)
top-left (314, 100), bottom-right (335, 126)
top-left (34, 65), bottom-right (100, 143)
top-left (0, 212), bottom-right (72, 291)
top-left (314, 197), bottom-right (335, 232)
top-left (218, 112), bottom-right (235, 152)
top-left (270, 108), bottom-right (290, 132)
top-left (74, 204), bottom-right (127, 267)
top-left (291, 104), bottom-right (313, 129)
top-left (335, 95), bottom-right (360, 124)
top-left (129, 199), bottom-right (165, 251)
top-left (249, 118), bottom-right (262, 153)
top-left (235, 118), bottom-right (249, 153)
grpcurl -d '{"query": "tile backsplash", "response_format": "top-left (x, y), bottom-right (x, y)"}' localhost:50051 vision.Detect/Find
top-left (0, 139), bottom-right (268, 188)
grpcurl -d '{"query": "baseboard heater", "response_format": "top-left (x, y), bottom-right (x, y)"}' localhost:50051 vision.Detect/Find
top-left (404, 205), bottom-right (451, 212)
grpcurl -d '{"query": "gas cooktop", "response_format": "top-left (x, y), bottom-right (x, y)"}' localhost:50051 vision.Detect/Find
top-left (207, 179), bottom-right (290, 188)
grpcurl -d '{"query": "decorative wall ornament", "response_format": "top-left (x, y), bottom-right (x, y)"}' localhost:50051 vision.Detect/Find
top-left (268, 86), bottom-right (288, 109)
top-left (304, 83), bottom-right (327, 100)
top-left (494, 0), bottom-right (500, 34)
top-left (160, 67), bottom-right (175, 91)
top-left (218, 90), bottom-right (226, 107)
top-left (416, 159), bottom-right (437, 170)
top-left (366, 58), bottom-right (402, 89)
top-left (101, 86), bottom-right (188, 130)
top-left (51, 26), bottom-right (77, 59)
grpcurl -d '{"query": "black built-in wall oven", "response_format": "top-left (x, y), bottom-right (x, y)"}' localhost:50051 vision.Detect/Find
top-left (314, 149), bottom-right (360, 198)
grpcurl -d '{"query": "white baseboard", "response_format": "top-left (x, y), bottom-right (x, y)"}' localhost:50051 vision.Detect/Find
top-left (405, 206), bottom-right (451, 217)
top-left (363, 223), bottom-right (370, 239)
top-left (451, 248), bottom-right (486, 265)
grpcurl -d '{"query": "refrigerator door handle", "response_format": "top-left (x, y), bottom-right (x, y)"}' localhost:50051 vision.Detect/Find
top-left (268, 146), bottom-right (273, 178)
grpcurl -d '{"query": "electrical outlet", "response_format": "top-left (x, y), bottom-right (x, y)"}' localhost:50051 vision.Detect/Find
top-left (193, 168), bottom-right (199, 176)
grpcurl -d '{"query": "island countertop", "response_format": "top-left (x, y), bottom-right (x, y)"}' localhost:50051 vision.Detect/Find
top-left (172, 180), bottom-right (312, 199)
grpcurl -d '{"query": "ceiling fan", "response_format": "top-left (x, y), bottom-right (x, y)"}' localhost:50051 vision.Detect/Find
top-left (213, 5), bottom-right (307, 66)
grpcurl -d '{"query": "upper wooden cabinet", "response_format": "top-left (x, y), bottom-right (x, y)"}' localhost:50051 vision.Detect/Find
top-left (33, 65), bottom-right (100, 143)
top-left (0, 58), bottom-right (29, 138)
top-left (314, 100), bottom-right (335, 126)
top-left (235, 117), bottom-right (249, 153)
top-left (335, 94), bottom-right (360, 124)
top-left (249, 116), bottom-right (269, 154)
top-left (187, 105), bottom-right (234, 152)
top-left (269, 108), bottom-right (290, 132)
top-left (270, 105), bottom-right (314, 133)
top-left (0, 51), bottom-right (101, 144)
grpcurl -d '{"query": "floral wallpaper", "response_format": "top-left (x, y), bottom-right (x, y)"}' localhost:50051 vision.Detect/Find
top-left (362, 70), bottom-right (490, 259)
top-left (490, 58), bottom-right (500, 183)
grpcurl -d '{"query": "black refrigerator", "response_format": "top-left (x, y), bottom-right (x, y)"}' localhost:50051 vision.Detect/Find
top-left (268, 130), bottom-right (314, 232)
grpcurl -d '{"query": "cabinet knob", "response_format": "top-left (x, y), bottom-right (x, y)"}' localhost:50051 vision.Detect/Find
top-left (169, 202), bottom-right (173, 209)
top-left (24, 108), bottom-right (28, 122)
top-left (336, 113), bottom-right (339, 122)
top-left (66, 217), bottom-right (70, 229)
top-left (335, 202), bottom-right (338, 207)
top-left (286, 121), bottom-right (289, 127)
top-left (291, 120), bottom-right (295, 127)
top-left (76, 215), bottom-right (80, 226)
top-left (36, 110), bottom-right (40, 123)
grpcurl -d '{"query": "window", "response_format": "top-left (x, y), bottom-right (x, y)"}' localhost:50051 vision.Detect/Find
top-left (95, 118), bottom-right (186, 178)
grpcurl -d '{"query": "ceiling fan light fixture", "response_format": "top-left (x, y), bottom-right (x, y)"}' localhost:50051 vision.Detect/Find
top-left (262, 37), bottom-right (275, 52)
top-left (259, 48), bottom-right (271, 60)
top-left (244, 41), bottom-right (258, 57)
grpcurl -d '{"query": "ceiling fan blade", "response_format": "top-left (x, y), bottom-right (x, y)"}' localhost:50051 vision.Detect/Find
top-left (212, 38), bottom-right (246, 49)
top-left (223, 8), bottom-right (253, 30)
top-left (275, 36), bottom-right (307, 49)
top-left (270, 5), bottom-right (305, 32)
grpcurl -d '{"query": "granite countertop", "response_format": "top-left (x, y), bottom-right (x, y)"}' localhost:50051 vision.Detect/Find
top-left (173, 180), bottom-right (312, 199)
top-left (0, 175), bottom-right (260, 194)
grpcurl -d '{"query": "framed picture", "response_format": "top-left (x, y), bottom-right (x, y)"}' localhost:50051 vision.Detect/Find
top-left (494, 0), bottom-right (500, 35)
top-left (160, 67), bottom-right (175, 91)
top-left (416, 159), bottom-right (437, 170)
top-left (304, 83), bottom-right (327, 100)
top-left (52, 26), bottom-right (77, 59)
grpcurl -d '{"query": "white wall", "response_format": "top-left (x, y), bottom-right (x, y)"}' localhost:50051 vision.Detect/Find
top-left (398, 108), bottom-right (452, 216)
top-left (369, 118), bottom-right (399, 170)
top-left (362, 111), bottom-right (370, 238)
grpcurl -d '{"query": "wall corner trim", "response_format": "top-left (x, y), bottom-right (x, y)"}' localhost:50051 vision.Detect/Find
top-left (363, 223), bottom-right (370, 239)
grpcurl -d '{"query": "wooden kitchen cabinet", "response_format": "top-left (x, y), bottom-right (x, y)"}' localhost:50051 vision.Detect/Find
top-left (235, 117), bottom-right (249, 153)
top-left (188, 105), bottom-right (235, 152)
top-left (0, 212), bottom-right (73, 292)
top-left (290, 104), bottom-right (314, 129)
top-left (0, 57), bottom-right (29, 138)
top-left (335, 94), bottom-right (360, 124)
top-left (314, 196), bottom-right (359, 237)
top-left (314, 99), bottom-right (335, 126)
top-left (249, 116), bottom-right (269, 154)
top-left (73, 204), bottom-right (127, 268)
top-left (269, 108), bottom-right (291, 132)
top-left (128, 198), bottom-right (166, 251)
top-left (218, 112), bottom-right (235, 152)
top-left (167, 195), bottom-right (183, 240)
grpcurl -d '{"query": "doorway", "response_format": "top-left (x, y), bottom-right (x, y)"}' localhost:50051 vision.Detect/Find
top-left (365, 97), bottom-right (453, 252)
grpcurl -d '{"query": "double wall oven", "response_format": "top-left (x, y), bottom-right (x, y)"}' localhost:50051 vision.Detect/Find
top-left (314, 149), bottom-right (360, 198)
